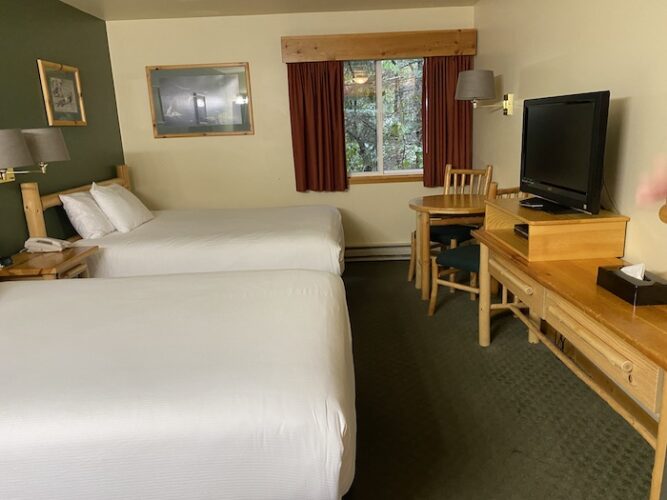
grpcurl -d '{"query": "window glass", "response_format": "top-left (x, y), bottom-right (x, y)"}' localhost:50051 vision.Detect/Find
top-left (344, 61), bottom-right (377, 173)
top-left (343, 59), bottom-right (423, 176)
top-left (381, 59), bottom-right (423, 172)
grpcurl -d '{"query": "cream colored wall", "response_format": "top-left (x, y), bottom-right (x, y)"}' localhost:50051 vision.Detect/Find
top-left (106, 7), bottom-right (474, 248)
top-left (474, 0), bottom-right (667, 275)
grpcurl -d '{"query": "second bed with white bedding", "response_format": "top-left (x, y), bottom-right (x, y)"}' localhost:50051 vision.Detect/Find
top-left (0, 270), bottom-right (355, 500)
top-left (76, 205), bottom-right (345, 278)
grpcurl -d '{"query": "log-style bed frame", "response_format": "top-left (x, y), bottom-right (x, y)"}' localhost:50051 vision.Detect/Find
top-left (21, 165), bottom-right (130, 239)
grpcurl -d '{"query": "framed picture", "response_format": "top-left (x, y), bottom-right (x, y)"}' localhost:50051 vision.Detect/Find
top-left (146, 62), bottom-right (254, 138)
top-left (37, 59), bottom-right (87, 126)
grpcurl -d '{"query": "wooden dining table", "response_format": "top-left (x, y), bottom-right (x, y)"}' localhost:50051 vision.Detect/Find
top-left (409, 194), bottom-right (487, 300)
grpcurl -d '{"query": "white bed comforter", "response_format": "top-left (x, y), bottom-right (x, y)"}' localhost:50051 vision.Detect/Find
top-left (76, 206), bottom-right (345, 278)
top-left (0, 270), bottom-right (355, 500)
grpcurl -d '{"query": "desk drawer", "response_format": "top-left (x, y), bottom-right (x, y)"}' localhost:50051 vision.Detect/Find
top-left (545, 292), bottom-right (662, 417)
top-left (489, 255), bottom-right (544, 315)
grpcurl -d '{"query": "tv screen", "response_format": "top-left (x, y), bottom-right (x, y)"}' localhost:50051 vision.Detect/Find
top-left (520, 91), bottom-right (610, 213)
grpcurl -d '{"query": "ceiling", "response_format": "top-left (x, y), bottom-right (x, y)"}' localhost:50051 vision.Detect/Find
top-left (59, 0), bottom-right (476, 21)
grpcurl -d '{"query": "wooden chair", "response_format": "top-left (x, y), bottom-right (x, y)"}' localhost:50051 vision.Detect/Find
top-left (442, 164), bottom-right (493, 196)
top-left (427, 183), bottom-right (525, 316)
top-left (491, 183), bottom-right (530, 201)
top-left (407, 164), bottom-right (493, 282)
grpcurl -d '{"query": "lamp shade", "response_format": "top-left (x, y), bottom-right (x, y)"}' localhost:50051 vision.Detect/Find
top-left (0, 129), bottom-right (34, 168)
top-left (455, 70), bottom-right (496, 102)
top-left (22, 128), bottom-right (70, 163)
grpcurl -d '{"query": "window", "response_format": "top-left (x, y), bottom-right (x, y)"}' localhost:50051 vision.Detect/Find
top-left (343, 59), bottom-right (423, 177)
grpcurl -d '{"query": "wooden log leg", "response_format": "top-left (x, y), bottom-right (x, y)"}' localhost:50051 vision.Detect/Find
top-left (490, 277), bottom-right (500, 296)
top-left (448, 239), bottom-right (458, 294)
top-left (470, 272), bottom-right (478, 301)
top-left (650, 379), bottom-right (667, 500)
top-left (407, 231), bottom-right (416, 281)
top-left (528, 309), bottom-right (540, 344)
top-left (415, 213), bottom-right (422, 290)
top-left (420, 212), bottom-right (431, 300)
top-left (478, 243), bottom-right (491, 347)
top-left (21, 183), bottom-right (47, 238)
top-left (428, 257), bottom-right (439, 316)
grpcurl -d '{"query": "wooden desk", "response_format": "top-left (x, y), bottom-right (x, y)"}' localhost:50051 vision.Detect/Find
top-left (474, 227), bottom-right (667, 499)
top-left (0, 246), bottom-right (99, 281)
top-left (409, 194), bottom-right (486, 299)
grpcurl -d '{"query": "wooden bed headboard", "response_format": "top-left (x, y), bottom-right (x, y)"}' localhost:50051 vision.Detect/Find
top-left (20, 164), bottom-right (131, 238)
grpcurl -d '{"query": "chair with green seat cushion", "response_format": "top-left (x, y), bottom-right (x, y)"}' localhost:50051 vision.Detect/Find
top-left (407, 225), bottom-right (475, 282)
top-left (429, 224), bottom-right (474, 245)
top-left (428, 244), bottom-right (481, 316)
top-left (435, 245), bottom-right (480, 273)
top-left (407, 164), bottom-right (494, 283)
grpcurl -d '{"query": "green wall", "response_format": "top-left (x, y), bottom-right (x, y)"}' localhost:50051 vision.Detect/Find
top-left (0, 0), bottom-right (124, 256)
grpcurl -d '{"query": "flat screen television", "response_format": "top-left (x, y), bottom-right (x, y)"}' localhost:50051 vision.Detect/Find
top-left (519, 90), bottom-right (610, 214)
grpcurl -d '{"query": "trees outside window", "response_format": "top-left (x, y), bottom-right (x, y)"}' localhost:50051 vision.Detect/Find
top-left (344, 59), bottom-right (423, 176)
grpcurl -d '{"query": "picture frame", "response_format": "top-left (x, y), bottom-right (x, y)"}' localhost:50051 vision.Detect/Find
top-left (37, 59), bottom-right (87, 126)
top-left (146, 62), bottom-right (254, 138)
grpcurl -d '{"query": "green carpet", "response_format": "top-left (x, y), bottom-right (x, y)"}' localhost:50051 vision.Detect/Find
top-left (342, 261), bottom-right (652, 500)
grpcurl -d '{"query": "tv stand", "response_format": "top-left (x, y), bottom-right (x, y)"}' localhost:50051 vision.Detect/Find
top-left (482, 198), bottom-right (628, 262)
top-left (519, 197), bottom-right (579, 214)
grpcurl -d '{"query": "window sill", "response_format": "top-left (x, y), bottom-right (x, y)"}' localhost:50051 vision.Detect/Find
top-left (348, 174), bottom-right (423, 185)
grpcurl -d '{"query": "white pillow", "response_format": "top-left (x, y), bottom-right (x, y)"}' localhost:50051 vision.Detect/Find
top-left (59, 191), bottom-right (116, 239)
top-left (90, 182), bottom-right (154, 233)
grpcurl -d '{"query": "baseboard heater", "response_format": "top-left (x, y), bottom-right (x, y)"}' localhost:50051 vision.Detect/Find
top-left (345, 244), bottom-right (410, 262)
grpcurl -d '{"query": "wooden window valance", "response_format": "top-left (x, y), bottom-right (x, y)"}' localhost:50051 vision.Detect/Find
top-left (281, 29), bottom-right (476, 63)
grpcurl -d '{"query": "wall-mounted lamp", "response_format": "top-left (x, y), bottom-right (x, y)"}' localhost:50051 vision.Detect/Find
top-left (0, 129), bottom-right (34, 184)
top-left (502, 93), bottom-right (514, 116)
top-left (455, 69), bottom-right (514, 116)
top-left (0, 128), bottom-right (70, 184)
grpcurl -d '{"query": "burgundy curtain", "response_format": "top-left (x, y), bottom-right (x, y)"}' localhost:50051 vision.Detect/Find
top-left (422, 55), bottom-right (473, 187)
top-left (287, 61), bottom-right (348, 192)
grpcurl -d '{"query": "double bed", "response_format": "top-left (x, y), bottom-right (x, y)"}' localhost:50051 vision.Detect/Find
top-left (20, 165), bottom-right (345, 278)
top-left (1, 269), bottom-right (355, 499)
top-left (76, 206), bottom-right (343, 278)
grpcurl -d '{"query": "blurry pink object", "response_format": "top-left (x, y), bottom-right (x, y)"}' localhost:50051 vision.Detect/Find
top-left (636, 156), bottom-right (667, 206)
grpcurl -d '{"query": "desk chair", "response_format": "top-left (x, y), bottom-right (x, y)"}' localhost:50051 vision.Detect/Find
top-left (427, 184), bottom-right (527, 316)
top-left (407, 164), bottom-right (493, 282)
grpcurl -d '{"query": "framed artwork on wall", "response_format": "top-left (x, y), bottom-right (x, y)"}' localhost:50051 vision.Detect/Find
top-left (37, 59), bottom-right (87, 126)
top-left (146, 62), bottom-right (254, 138)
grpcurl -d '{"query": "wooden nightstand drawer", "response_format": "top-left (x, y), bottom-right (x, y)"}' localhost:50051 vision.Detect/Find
top-left (489, 254), bottom-right (545, 315)
top-left (545, 292), bottom-right (663, 417)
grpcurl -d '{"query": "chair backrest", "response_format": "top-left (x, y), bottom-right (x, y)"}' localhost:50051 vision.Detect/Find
top-left (444, 164), bottom-right (493, 196)
top-left (487, 182), bottom-right (529, 201)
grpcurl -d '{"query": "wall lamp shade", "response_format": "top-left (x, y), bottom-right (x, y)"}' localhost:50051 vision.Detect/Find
top-left (455, 70), bottom-right (496, 107)
top-left (0, 129), bottom-right (34, 169)
top-left (22, 128), bottom-right (70, 164)
top-left (0, 128), bottom-right (70, 183)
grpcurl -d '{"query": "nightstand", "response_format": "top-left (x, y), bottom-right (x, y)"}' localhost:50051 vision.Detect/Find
top-left (0, 246), bottom-right (99, 281)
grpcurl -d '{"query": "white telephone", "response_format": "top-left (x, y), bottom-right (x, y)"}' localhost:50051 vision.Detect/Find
top-left (25, 237), bottom-right (73, 253)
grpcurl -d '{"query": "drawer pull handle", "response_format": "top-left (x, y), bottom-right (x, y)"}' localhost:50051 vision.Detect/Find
top-left (490, 259), bottom-right (534, 296)
top-left (548, 305), bottom-right (634, 374)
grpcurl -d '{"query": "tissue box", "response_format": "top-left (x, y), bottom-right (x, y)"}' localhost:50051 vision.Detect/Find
top-left (597, 266), bottom-right (667, 306)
